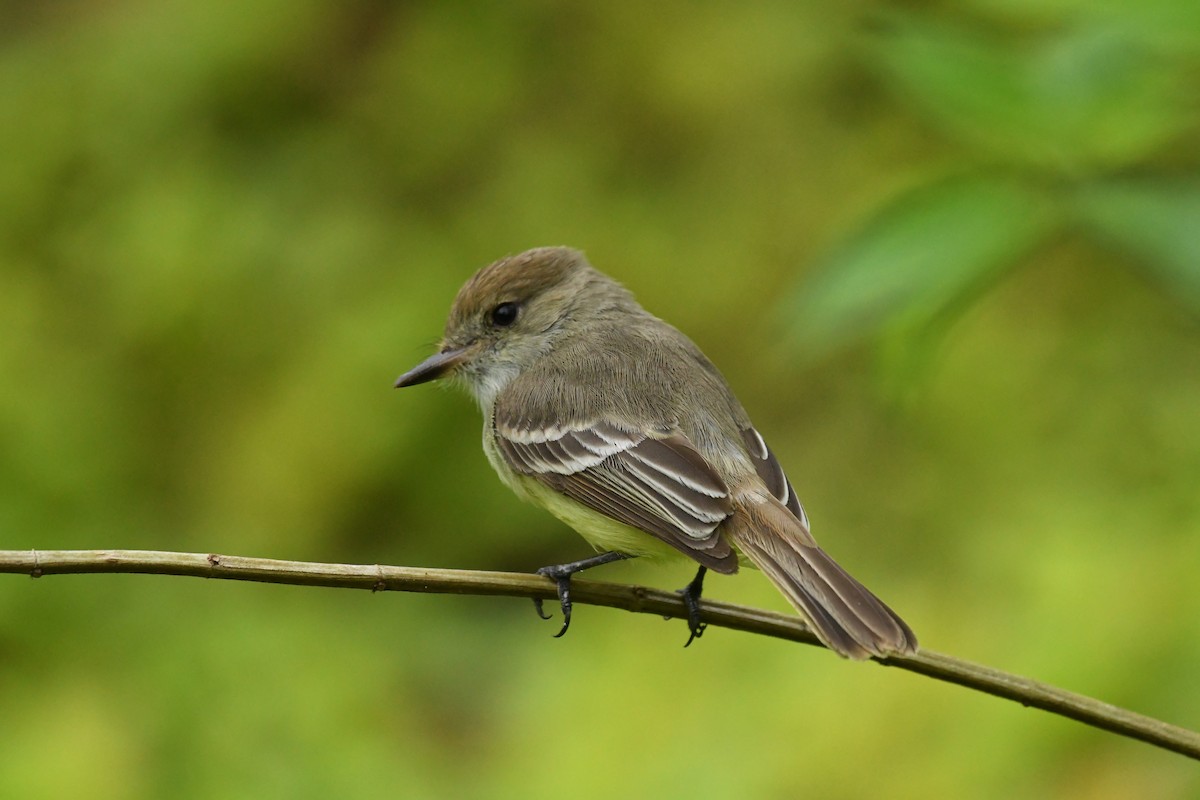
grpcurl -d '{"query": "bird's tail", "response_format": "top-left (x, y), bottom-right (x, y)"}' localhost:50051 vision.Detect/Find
top-left (725, 497), bottom-right (917, 660)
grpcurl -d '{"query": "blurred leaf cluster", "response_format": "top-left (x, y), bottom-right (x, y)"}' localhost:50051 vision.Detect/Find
top-left (791, 3), bottom-right (1200, 355)
top-left (0, 1), bottom-right (1198, 799)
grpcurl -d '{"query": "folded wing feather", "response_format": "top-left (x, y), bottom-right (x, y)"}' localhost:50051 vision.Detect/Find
top-left (494, 418), bottom-right (739, 572)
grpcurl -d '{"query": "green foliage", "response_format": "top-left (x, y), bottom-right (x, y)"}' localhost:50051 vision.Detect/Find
top-left (870, 15), bottom-right (1188, 170)
top-left (1074, 178), bottom-right (1200, 304)
top-left (786, 6), bottom-right (1199, 353)
top-left (786, 175), bottom-right (1059, 349)
top-left (1, 1), bottom-right (1198, 798)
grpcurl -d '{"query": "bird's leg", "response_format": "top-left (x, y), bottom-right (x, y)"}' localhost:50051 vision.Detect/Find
top-left (677, 566), bottom-right (708, 647)
top-left (533, 551), bottom-right (633, 637)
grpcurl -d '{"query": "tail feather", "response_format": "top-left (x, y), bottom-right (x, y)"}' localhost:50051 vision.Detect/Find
top-left (727, 498), bottom-right (917, 660)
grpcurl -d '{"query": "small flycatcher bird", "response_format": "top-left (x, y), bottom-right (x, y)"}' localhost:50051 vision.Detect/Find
top-left (395, 247), bottom-right (917, 659)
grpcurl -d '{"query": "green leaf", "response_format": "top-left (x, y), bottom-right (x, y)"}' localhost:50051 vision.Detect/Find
top-left (1073, 178), bottom-right (1200, 310)
top-left (869, 16), bottom-right (1189, 170)
top-left (868, 18), bottom-right (1033, 160)
top-left (784, 175), bottom-right (1059, 351)
top-left (1031, 26), bottom-right (1189, 169)
top-left (962, 0), bottom-right (1200, 58)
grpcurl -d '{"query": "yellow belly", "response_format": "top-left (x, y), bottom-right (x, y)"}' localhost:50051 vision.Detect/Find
top-left (481, 421), bottom-right (683, 560)
top-left (514, 474), bottom-right (686, 561)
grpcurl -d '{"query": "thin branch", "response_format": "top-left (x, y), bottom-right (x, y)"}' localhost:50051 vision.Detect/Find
top-left (3, 548), bottom-right (1197, 760)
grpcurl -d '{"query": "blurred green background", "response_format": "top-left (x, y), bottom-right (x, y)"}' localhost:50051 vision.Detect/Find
top-left (2, 1), bottom-right (1199, 797)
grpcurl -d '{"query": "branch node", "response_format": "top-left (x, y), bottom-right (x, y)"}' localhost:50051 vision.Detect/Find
top-left (29, 549), bottom-right (42, 579)
top-left (372, 564), bottom-right (387, 593)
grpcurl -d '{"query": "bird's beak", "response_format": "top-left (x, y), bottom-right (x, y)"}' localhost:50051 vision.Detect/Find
top-left (394, 345), bottom-right (473, 388)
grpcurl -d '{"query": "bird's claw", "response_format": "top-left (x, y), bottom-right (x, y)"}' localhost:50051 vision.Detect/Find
top-left (529, 551), bottom-right (632, 638)
top-left (678, 589), bottom-right (707, 647)
top-left (676, 566), bottom-right (708, 647)
top-left (533, 565), bottom-right (573, 637)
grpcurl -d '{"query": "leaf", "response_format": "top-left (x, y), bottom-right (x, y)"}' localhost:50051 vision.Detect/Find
top-left (962, 0), bottom-right (1200, 58)
top-left (868, 18), bottom-right (1033, 160)
top-left (1030, 26), bottom-right (1188, 169)
top-left (868, 15), bottom-right (1189, 170)
top-left (784, 175), bottom-right (1059, 351)
top-left (1073, 178), bottom-right (1200, 311)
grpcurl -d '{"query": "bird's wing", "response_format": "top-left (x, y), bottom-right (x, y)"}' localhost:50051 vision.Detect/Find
top-left (740, 426), bottom-right (810, 530)
top-left (493, 416), bottom-right (739, 573)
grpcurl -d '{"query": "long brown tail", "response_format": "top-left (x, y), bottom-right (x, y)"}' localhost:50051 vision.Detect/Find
top-left (726, 497), bottom-right (917, 660)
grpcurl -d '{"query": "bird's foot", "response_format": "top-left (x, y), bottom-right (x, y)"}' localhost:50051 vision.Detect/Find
top-left (676, 566), bottom-right (708, 647)
top-left (532, 563), bottom-right (575, 637)
top-left (531, 551), bottom-right (632, 637)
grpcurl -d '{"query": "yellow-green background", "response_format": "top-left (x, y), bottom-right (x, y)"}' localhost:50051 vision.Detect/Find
top-left (2, 2), bottom-right (1198, 797)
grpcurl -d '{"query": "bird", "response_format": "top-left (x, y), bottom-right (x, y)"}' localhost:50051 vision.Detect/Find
top-left (395, 246), bottom-right (917, 659)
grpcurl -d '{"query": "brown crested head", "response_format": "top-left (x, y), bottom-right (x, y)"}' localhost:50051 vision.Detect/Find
top-left (447, 246), bottom-right (588, 336)
top-left (443, 246), bottom-right (639, 346)
top-left (396, 246), bottom-right (638, 399)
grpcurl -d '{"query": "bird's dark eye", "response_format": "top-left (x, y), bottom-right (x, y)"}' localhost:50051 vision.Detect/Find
top-left (490, 301), bottom-right (520, 327)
